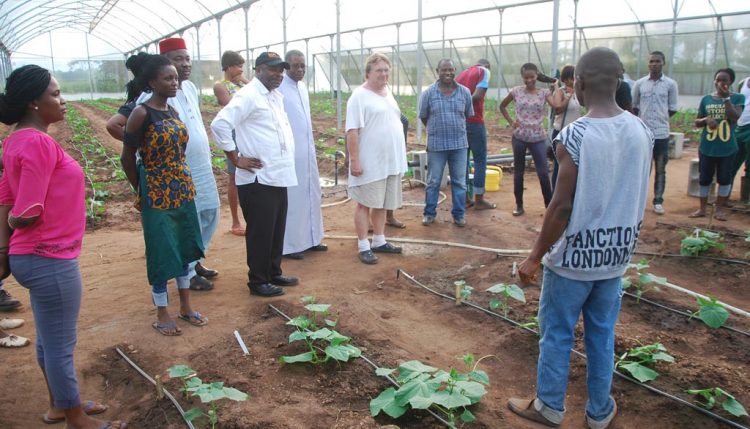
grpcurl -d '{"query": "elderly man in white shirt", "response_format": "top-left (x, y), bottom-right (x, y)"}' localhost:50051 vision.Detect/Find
top-left (211, 52), bottom-right (299, 297)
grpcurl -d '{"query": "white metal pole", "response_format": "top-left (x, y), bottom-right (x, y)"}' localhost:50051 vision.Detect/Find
top-left (196, 24), bottom-right (203, 95)
top-left (48, 31), bottom-right (56, 75)
top-left (244, 6), bottom-right (251, 76)
top-left (571, 0), bottom-right (578, 63)
top-left (282, 0), bottom-right (287, 54)
top-left (668, 0), bottom-right (679, 76)
top-left (396, 23), bottom-right (401, 99)
top-left (217, 16), bottom-right (222, 60)
top-left (85, 31), bottom-right (95, 100)
top-left (416, 0), bottom-right (423, 144)
top-left (550, 0), bottom-right (559, 77)
top-left (336, 0), bottom-right (342, 130)
top-left (497, 8), bottom-right (503, 111)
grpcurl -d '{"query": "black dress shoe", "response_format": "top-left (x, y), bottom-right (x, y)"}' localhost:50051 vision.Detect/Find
top-left (195, 263), bottom-right (219, 278)
top-left (0, 290), bottom-right (21, 311)
top-left (248, 283), bottom-right (285, 297)
top-left (189, 275), bottom-right (214, 291)
top-left (309, 244), bottom-right (328, 251)
top-left (358, 249), bottom-right (378, 264)
top-left (284, 252), bottom-right (305, 260)
top-left (271, 275), bottom-right (299, 286)
top-left (371, 242), bottom-right (402, 254)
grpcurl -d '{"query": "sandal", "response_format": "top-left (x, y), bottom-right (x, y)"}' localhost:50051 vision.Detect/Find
top-left (42, 400), bottom-right (108, 424)
top-left (152, 321), bottom-right (182, 336)
top-left (229, 226), bottom-right (245, 236)
top-left (0, 334), bottom-right (30, 348)
top-left (178, 311), bottom-right (208, 327)
top-left (714, 211), bottom-right (728, 221)
top-left (688, 210), bottom-right (706, 218)
top-left (386, 218), bottom-right (406, 229)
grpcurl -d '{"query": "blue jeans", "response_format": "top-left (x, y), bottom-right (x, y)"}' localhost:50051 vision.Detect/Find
top-left (424, 148), bottom-right (467, 220)
top-left (652, 138), bottom-right (669, 205)
top-left (466, 123), bottom-right (488, 195)
top-left (512, 137), bottom-right (553, 206)
top-left (152, 265), bottom-right (190, 307)
top-left (188, 207), bottom-right (220, 278)
top-left (536, 267), bottom-right (622, 422)
top-left (10, 255), bottom-right (83, 409)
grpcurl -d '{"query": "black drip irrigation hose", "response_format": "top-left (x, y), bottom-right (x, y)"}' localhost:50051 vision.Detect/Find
top-left (622, 291), bottom-right (750, 337)
top-left (115, 347), bottom-right (196, 429)
top-left (634, 250), bottom-right (750, 267)
top-left (266, 304), bottom-right (456, 428)
top-left (395, 269), bottom-right (750, 429)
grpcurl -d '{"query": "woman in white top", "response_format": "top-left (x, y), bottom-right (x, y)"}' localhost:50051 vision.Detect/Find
top-left (550, 65), bottom-right (582, 191)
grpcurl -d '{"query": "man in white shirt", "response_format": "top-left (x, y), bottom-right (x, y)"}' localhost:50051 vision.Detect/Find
top-left (211, 52), bottom-right (299, 297)
top-left (152, 38), bottom-right (221, 291)
top-left (278, 50), bottom-right (326, 260)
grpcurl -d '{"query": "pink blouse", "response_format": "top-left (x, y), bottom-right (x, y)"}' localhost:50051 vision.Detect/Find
top-left (0, 128), bottom-right (85, 259)
top-left (511, 86), bottom-right (551, 142)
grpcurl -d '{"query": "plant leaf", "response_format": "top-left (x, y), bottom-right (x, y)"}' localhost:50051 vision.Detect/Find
top-left (397, 360), bottom-right (437, 383)
top-left (698, 303), bottom-right (729, 328)
top-left (394, 374), bottom-right (441, 407)
top-left (288, 330), bottom-right (308, 343)
top-left (167, 365), bottom-right (196, 379)
top-left (324, 344), bottom-right (355, 362)
top-left (301, 295), bottom-right (316, 304)
top-left (184, 407), bottom-right (204, 422)
top-left (304, 303), bottom-right (331, 313)
top-left (504, 284), bottom-right (526, 303)
top-left (468, 370), bottom-right (490, 385)
top-left (280, 351), bottom-right (316, 363)
top-left (324, 319), bottom-right (337, 327)
top-left (186, 377), bottom-right (203, 389)
top-left (488, 299), bottom-right (500, 310)
top-left (308, 327), bottom-right (333, 340)
top-left (408, 395), bottom-right (435, 409)
top-left (454, 380), bottom-right (487, 404)
top-left (462, 353), bottom-right (475, 367)
top-left (430, 389), bottom-right (472, 409)
top-left (639, 272), bottom-right (667, 285)
top-left (286, 315), bottom-right (311, 329)
top-left (722, 397), bottom-right (749, 417)
top-left (460, 408), bottom-right (476, 422)
top-left (375, 367), bottom-right (395, 377)
top-left (619, 362), bottom-right (659, 382)
top-left (370, 387), bottom-right (408, 418)
top-left (223, 387), bottom-right (249, 401)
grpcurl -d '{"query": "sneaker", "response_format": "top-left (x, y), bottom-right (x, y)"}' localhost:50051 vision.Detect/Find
top-left (0, 290), bottom-right (21, 312)
top-left (653, 204), bottom-right (665, 215)
top-left (358, 249), bottom-right (378, 265)
top-left (372, 243), bottom-right (402, 254)
top-left (507, 397), bottom-right (561, 427)
top-left (0, 318), bottom-right (24, 330)
top-left (0, 334), bottom-right (30, 348)
top-left (422, 215), bottom-right (435, 226)
top-left (453, 217), bottom-right (467, 227)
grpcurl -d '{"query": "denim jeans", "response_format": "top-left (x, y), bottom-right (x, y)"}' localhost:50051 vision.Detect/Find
top-left (536, 267), bottom-right (622, 422)
top-left (424, 148), bottom-right (467, 219)
top-left (652, 138), bottom-right (669, 205)
top-left (466, 123), bottom-right (488, 195)
top-left (152, 265), bottom-right (190, 307)
top-left (10, 255), bottom-right (83, 409)
top-left (512, 137), bottom-right (553, 206)
top-left (188, 207), bottom-right (220, 279)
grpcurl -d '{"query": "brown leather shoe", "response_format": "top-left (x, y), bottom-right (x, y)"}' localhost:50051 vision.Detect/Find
top-left (508, 397), bottom-right (560, 427)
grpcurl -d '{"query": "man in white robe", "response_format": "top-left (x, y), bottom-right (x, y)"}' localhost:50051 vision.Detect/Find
top-left (279, 50), bottom-right (326, 259)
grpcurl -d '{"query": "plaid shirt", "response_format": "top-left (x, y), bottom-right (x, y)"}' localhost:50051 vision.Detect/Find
top-left (419, 81), bottom-right (474, 151)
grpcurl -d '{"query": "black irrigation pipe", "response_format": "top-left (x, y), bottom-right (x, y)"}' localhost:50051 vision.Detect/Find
top-left (115, 347), bottom-right (196, 429)
top-left (396, 269), bottom-right (750, 429)
top-left (621, 291), bottom-right (750, 337)
top-left (266, 304), bottom-right (456, 429)
top-left (634, 250), bottom-right (750, 267)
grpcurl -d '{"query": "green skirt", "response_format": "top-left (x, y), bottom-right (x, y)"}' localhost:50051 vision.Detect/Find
top-left (138, 163), bottom-right (204, 285)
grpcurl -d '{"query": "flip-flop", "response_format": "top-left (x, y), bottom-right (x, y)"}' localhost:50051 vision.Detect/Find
top-left (152, 321), bottom-right (182, 336)
top-left (229, 226), bottom-right (245, 236)
top-left (178, 311), bottom-right (208, 327)
top-left (386, 218), bottom-right (406, 229)
top-left (42, 400), bottom-right (108, 423)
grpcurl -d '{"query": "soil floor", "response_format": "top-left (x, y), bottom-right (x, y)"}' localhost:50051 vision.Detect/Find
top-left (0, 101), bottom-right (748, 429)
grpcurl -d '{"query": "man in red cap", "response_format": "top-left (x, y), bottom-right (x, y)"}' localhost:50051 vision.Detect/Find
top-left (211, 52), bottom-right (299, 297)
top-left (138, 37), bottom-right (221, 291)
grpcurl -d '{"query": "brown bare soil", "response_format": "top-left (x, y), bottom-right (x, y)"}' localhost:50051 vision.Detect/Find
top-left (0, 102), bottom-right (748, 429)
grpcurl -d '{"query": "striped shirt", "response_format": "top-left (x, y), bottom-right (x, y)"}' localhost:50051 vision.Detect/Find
top-left (418, 81), bottom-right (474, 151)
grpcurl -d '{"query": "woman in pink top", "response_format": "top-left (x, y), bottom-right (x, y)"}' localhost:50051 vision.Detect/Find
top-left (0, 65), bottom-right (126, 429)
top-left (500, 63), bottom-right (558, 216)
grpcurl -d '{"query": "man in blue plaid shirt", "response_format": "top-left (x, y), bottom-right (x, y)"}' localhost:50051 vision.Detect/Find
top-left (419, 58), bottom-right (474, 227)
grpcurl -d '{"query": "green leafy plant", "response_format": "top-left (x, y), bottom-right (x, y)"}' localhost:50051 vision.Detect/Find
top-left (621, 259), bottom-right (667, 302)
top-left (688, 295), bottom-right (729, 329)
top-left (518, 315), bottom-right (539, 335)
top-left (281, 296), bottom-right (361, 364)
top-left (168, 365), bottom-right (249, 429)
top-left (370, 354), bottom-right (491, 426)
top-left (686, 387), bottom-right (748, 418)
top-left (680, 229), bottom-right (724, 256)
top-left (615, 343), bottom-right (674, 382)
top-left (454, 280), bottom-right (473, 303)
top-left (485, 283), bottom-right (525, 317)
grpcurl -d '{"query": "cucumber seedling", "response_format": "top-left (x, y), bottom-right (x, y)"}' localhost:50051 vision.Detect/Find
top-left (485, 283), bottom-right (525, 317)
top-left (688, 295), bottom-right (729, 329)
top-left (680, 229), bottom-right (724, 256)
top-left (615, 343), bottom-right (674, 383)
top-left (621, 259), bottom-right (667, 303)
top-left (281, 296), bottom-right (361, 364)
top-left (686, 387), bottom-right (748, 418)
top-left (370, 353), bottom-right (491, 427)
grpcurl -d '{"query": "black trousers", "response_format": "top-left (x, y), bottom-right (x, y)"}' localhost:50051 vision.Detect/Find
top-left (237, 180), bottom-right (287, 286)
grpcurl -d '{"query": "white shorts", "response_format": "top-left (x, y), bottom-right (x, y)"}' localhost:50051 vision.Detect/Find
top-left (348, 174), bottom-right (403, 210)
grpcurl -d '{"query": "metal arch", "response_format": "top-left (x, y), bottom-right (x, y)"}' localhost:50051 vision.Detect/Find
top-left (129, 0), bottom-right (184, 37)
top-left (0, 0), bottom-right (98, 49)
top-left (13, 23), bottom-right (130, 55)
top-left (0, 6), bottom-right (94, 42)
top-left (88, 6), bottom-right (162, 47)
top-left (4, 16), bottom-right (97, 50)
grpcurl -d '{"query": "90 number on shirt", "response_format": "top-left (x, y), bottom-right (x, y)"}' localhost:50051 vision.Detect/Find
top-left (706, 119), bottom-right (730, 143)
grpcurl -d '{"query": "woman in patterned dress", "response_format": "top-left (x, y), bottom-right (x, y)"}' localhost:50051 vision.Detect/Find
top-left (500, 63), bottom-right (558, 216)
top-left (120, 55), bottom-right (207, 336)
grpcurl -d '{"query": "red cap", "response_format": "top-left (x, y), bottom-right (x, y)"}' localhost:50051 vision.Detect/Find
top-left (159, 38), bottom-right (187, 54)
